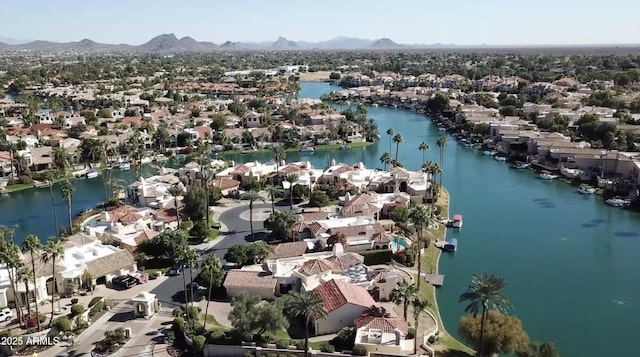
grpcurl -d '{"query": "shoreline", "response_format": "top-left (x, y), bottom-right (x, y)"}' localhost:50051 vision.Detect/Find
top-left (218, 141), bottom-right (374, 156)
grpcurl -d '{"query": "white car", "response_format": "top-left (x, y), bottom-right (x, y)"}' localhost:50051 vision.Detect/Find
top-left (0, 308), bottom-right (13, 322)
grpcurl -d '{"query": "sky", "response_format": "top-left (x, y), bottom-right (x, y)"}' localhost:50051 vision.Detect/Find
top-left (1, 0), bottom-right (639, 45)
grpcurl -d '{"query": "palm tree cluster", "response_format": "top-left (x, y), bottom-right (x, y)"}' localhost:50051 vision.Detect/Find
top-left (390, 280), bottom-right (431, 354)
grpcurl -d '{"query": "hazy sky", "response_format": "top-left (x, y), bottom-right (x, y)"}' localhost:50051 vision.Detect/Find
top-left (1, 0), bottom-right (639, 45)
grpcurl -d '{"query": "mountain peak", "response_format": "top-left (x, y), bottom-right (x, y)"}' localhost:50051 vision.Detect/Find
top-left (370, 38), bottom-right (402, 49)
top-left (272, 36), bottom-right (297, 48)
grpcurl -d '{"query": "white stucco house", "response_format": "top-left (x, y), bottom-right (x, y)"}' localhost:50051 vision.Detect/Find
top-left (312, 278), bottom-right (375, 335)
top-left (354, 305), bottom-right (414, 355)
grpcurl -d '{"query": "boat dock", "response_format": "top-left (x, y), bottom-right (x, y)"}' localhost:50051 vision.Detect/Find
top-left (423, 273), bottom-right (445, 287)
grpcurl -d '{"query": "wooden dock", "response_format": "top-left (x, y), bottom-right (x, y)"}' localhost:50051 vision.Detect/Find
top-left (424, 273), bottom-right (445, 287)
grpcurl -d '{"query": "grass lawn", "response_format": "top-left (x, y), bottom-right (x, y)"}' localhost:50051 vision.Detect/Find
top-left (207, 228), bottom-right (220, 240)
top-left (202, 313), bottom-right (227, 331)
top-left (418, 188), bottom-right (475, 356)
top-left (143, 267), bottom-right (170, 276)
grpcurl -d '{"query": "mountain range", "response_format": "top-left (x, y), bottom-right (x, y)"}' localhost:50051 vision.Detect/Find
top-left (0, 33), bottom-right (461, 52)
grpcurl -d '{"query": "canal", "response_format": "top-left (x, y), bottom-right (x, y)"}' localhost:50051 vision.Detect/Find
top-left (1, 82), bottom-right (638, 356)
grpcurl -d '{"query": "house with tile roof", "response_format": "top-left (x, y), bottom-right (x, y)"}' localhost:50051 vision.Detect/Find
top-left (312, 279), bottom-right (376, 334)
top-left (223, 269), bottom-right (278, 300)
top-left (354, 305), bottom-right (414, 355)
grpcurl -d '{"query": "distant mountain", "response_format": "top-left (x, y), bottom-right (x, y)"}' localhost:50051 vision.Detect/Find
top-left (136, 33), bottom-right (217, 52)
top-left (271, 37), bottom-right (298, 49)
top-left (0, 36), bottom-right (30, 45)
top-left (369, 38), bottom-right (404, 49)
top-left (298, 36), bottom-right (374, 49)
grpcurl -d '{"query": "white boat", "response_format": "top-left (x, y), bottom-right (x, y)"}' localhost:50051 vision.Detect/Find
top-left (438, 127), bottom-right (447, 132)
top-left (33, 180), bottom-right (52, 188)
top-left (86, 169), bottom-right (99, 179)
top-left (597, 175), bottom-right (614, 188)
top-left (300, 146), bottom-right (315, 153)
top-left (606, 197), bottom-right (630, 207)
top-left (512, 161), bottom-right (530, 169)
top-left (560, 166), bottom-right (582, 178)
top-left (493, 156), bottom-right (506, 162)
top-left (446, 214), bottom-right (463, 228)
top-left (577, 185), bottom-right (596, 195)
top-left (119, 162), bottom-right (131, 171)
top-left (483, 150), bottom-right (496, 156)
top-left (460, 139), bottom-right (473, 147)
top-left (539, 170), bottom-right (558, 180)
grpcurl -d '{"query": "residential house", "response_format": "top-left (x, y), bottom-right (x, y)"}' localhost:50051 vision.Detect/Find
top-left (223, 269), bottom-right (278, 300)
top-left (312, 279), bottom-right (376, 335)
top-left (354, 306), bottom-right (413, 356)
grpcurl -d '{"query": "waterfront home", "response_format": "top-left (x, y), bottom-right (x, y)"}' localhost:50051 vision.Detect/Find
top-left (127, 175), bottom-right (185, 209)
top-left (217, 161), bottom-right (276, 187)
top-left (312, 279), bottom-right (376, 335)
top-left (354, 305), bottom-right (414, 356)
top-left (210, 177), bottom-right (241, 195)
top-left (341, 192), bottom-right (411, 220)
top-left (0, 151), bottom-right (12, 177)
top-left (291, 215), bottom-right (391, 252)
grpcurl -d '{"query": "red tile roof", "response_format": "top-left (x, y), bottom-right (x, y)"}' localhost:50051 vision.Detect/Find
top-left (355, 306), bottom-right (409, 334)
top-left (300, 258), bottom-right (334, 275)
top-left (313, 279), bottom-right (375, 313)
top-left (211, 177), bottom-right (240, 190)
top-left (223, 270), bottom-right (277, 290)
top-left (267, 241), bottom-right (308, 260)
top-left (134, 230), bottom-right (160, 246)
top-left (325, 253), bottom-right (364, 270)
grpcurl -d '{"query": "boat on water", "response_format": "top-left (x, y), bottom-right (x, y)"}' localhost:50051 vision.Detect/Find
top-left (597, 175), bottom-right (615, 188)
top-left (606, 197), bottom-right (630, 207)
top-left (86, 169), bottom-right (99, 179)
top-left (300, 146), bottom-right (315, 153)
top-left (119, 162), bottom-right (131, 171)
top-left (512, 161), bottom-right (530, 169)
top-left (560, 166), bottom-right (582, 178)
top-left (539, 170), bottom-right (558, 180)
top-left (493, 156), bottom-right (507, 162)
top-left (75, 207), bottom-right (92, 217)
top-left (438, 127), bottom-right (447, 132)
top-left (446, 214), bottom-right (463, 228)
top-left (33, 180), bottom-right (52, 188)
top-left (483, 150), bottom-right (496, 156)
top-left (460, 139), bottom-right (474, 147)
top-left (577, 184), bottom-right (596, 195)
top-left (444, 239), bottom-right (458, 252)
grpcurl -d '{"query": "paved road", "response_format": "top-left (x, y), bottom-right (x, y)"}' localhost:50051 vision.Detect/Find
top-left (150, 203), bottom-right (282, 307)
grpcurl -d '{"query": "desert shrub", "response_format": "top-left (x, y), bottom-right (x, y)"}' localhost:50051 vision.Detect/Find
top-left (53, 316), bottom-right (72, 332)
top-left (208, 330), bottom-right (226, 344)
top-left (71, 304), bottom-right (85, 316)
top-left (172, 317), bottom-right (187, 349)
top-left (428, 335), bottom-right (437, 344)
top-left (293, 340), bottom-right (304, 350)
top-left (407, 327), bottom-right (416, 340)
top-left (88, 296), bottom-right (103, 307)
top-left (70, 298), bottom-right (79, 305)
top-left (193, 335), bottom-right (206, 352)
top-left (89, 301), bottom-right (104, 318)
top-left (320, 342), bottom-right (335, 353)
top-left (352, 344), bottom-right (368, 356)
top-left (275, 339), bottom-right (290, 349)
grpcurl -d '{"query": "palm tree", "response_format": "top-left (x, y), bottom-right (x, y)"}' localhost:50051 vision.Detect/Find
top-left (23, 235), bottom-right (42, 331)
top-left (386, 128), bottom-right (394, 153)
top-left (271, 144), bottom-right (286, 183)
top-left (176, 246), bottom-right (192, 328)
top-left (412, 298), bottom-right (431, 354)
top-left (46, 172), bottom-right (59, 237)
top-left (391, 280), bottom-right (417, 320)
top-left (200, 166), bottom-right (215, 226)
top-left (240, 190), bottom-right (265, 241)
top-left (379, 152), bottom-right (392, 171)
top-left (285, 291), bottom-right (327, 357)
top-left (42, 238), bottom-right (64, 328)
top-left (201, 254), bottom-right (223, 330)
top-left (436, 136), bottom-right (448, 193)
top-left (393, 133), bottom-right (403, 162)
top-left (167, 184), bottom-right (184, 227)
top-left (459, 273), bottom-right (512, 357)
top-left (409, 204), bottom-right (430, 288)
top-left (419, 141), bottom-right (430, 166)
top-left (0, 238), bottom-right (25, 326)
top-left (17, 266), bottom-right (33, 319)
top-left (60, 179), bottom-right (74, 232)
top-left (285, 173), bottom-right (299, 210)
top-left (185, 248), bottom-right (200, 330)
top-left (264, 184), bottom-right (283, 215)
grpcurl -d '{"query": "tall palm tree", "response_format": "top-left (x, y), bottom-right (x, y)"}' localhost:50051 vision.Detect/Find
top-left (167, 184), bottom-right (184, 227)
top-left (459, 273), bottom-right (512, 357)
top-left (240, 190), bottom-right (264, 241)
top-left (264, 184), bottom-right (283, 215)
top-left (285, 173), bottom-right (299, 210)
top-left (409, 204), bottom-right (430, 288)
top-left (185, 248), bottom-right (200, 330)
top-left (271, 144), bottom-right (286, 184)
top-left (391, 280), bottom-right (417, 320)
top-left (201, 254), bottom-right (223, 330)
top-left (17, 266), bottom-right (33, 319)
top-left (285, 291), bottom-right (327, 357)
top-left (0, 237), bottom-right (25, 326)
top-left (386, 128), bottom-right (394, 153)
top-left (436, 136), bottom-right (448, 193)
top-left (393, 133), bottom-right (403, 162)
top-left (419, 141), bottom-right (430, 166)
top-left (379, 152), bottom-right (392, 171)
top-left (176, 246), bottom-right (192, 328)
top-left (200, 166), bottom-right (215, 226)
top-left (23, 235), bottom-right (42, 331)
top-left (412, 298), bottom-right (430, 354)
top-left (42, 238), bottom-right (64, 328)
top-left (60, 179), bottom-right (74, 232)
top-left (46, 172), bottom-right (59, 237)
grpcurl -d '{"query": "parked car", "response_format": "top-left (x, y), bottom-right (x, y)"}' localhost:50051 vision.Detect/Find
top-left (169, 265), bottom-right (185, 276)
top-left (0, 308), bottom-right (13, 322)
top-left (111, 275), bottom-right (138, 289)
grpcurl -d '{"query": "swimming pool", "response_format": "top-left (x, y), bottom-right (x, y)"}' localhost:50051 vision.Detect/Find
top-left (390, 236), bottom-right (410, 253)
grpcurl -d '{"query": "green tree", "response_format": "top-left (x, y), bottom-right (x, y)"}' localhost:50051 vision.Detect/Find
top-left (23, 234), bottom-right (43, 331)
top-left (183, 184), bottom-right (207, 222)
top-left (412, 298), bottom-right (431, 354)
top-left (418, 141), bottom-right (429, 166)
top-left (390, 206), bottom-right (409, 223)
top-left (271, 144), bottom-right (286, 183)
top-left (309, 190), bottom-right (330, 211)
top-left (264, 183), bottom-right (283, 215)
top-left (240, 190), bottom-right (265, 241)
top-left (284, 291), bottom-right (328, 357)
top-left (517, 342), bottom-right (559, 357)
top-left (386, 128), bottom-right (394, 154)
top-left (0, 234), bottom-right (25, 326)
top-left (224, 241), bottom-right (273, 267)
top-left (393, 133), bottom-right (403, 162)
top-left (52, 147), bottom-right (69, 173)
top-left (379, 152), bottom-right (392, 171)
top-left (409, 204), bottom-right (430, 288)
top-left (459, 273), bottom-right (513, 357)
top-left (60, 179), bottom-right (74, 231)
top-left (459, 310), bottom-right (529, 356)
top-left (264, 211), bottom-right (297, 241)
top-left (391, 280), bottom-right (417, 320)
top-left (167, 184), bottom-right (184, 227)
top-left (42, 238), bottom-right (64, 327)
top-left (426, 92), bottom-right (450, 116)
top-left (228, 291), bottom-right (288, 341)
top-left (198, 254), bottom-right (224, 330)
top-left (96, 108), bottom-right (112, 118)
top-left (436, 136), bottom-right (448, 195)
top-left (45, 172), bottom-right (60, 237)
top-left (209, 113), bottom-right (228, 131)
top-left (285, 174), bottom-right (298, 209)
